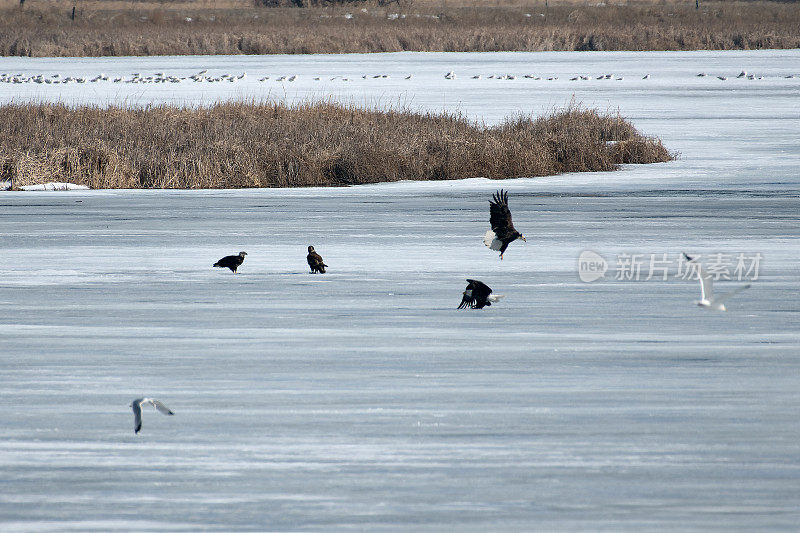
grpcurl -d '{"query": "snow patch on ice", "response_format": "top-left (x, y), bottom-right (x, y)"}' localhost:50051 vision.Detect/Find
top-left (19, 182), bottom-right (90, 191)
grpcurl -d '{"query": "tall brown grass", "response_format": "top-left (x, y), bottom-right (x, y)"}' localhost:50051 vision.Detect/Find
top-left (0, 0), bottom-right (798, 56)
top-left (0, 101), bottom-right (673, 189)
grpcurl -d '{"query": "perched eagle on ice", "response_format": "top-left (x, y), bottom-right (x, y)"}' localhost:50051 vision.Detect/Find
top-left (458, 279), bottom-right (504, 309)
top-left (307, 246), bottom-right (327, 274)
top-left (483, 189), bottom-right (526, 259)
top-left (213, 251), bottom-right (247, 273)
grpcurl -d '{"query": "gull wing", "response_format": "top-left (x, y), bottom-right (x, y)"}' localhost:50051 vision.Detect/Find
top-left (151, 399), bottom-right (174, 416)
top-left (713, 284), bottom-right (751, 306)
top-left (131, 400), bottom-right (143, 433)
top-left (698, 267), bottom-right (714, 302)
top-left (685, 254), bottom-right (713, 301)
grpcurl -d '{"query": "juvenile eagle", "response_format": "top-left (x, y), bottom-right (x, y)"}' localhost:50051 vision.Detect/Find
top-left (458, 279), bottom-right (504, 309)
top-left (213, 251), bottom-right (247, 273)
top-left (307, 246), bottom-right (327, 274)
top-left (483, 189), bottom-right (526, 259)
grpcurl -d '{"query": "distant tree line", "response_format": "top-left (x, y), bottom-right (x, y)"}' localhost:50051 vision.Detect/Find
top-left (255, 0), bottom-right (408, 7)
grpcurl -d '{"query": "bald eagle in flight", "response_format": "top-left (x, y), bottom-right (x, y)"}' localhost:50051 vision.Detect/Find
top-left (458, 279), bottom-right (504, 309)
top-left (307, 246), bottom-right (327, 274)
top-left (483, 189), bottom-right (526, 259)
top-left (213, 251), bottom-right (247, 273)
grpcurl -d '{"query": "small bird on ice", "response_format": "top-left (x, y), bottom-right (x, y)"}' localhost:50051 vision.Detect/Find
top-left (458, 279), bottom-right (504, 309)
top-left (130, 398), bottom-right (174, 434)
top-left (682, 253), bottom-right (751, 311)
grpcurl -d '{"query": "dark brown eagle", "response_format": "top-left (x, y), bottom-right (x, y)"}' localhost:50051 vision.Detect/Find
top-left (458, 279), bottom-right (504, 309)
top-left (213, 251), bottom-right (247, 273)
top-left (307, 246), bottom-right (327, 274)
top-left (483, 189), bottom-right (526, 259)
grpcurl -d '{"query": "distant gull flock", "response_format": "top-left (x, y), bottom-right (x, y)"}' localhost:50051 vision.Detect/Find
top-left (0, 69), bottom-right (796, 85)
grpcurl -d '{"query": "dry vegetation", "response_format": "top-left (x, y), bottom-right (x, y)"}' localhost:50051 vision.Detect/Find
top-left (0, 101), bottom-right (673, 189)
top-left (0, 0), bottom-right (797, 56)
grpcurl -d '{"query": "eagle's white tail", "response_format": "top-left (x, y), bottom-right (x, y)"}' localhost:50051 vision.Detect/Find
top-left (484, 230), bottom-right (502, 251)
top-left (487, 294), bottom-right (504, 303)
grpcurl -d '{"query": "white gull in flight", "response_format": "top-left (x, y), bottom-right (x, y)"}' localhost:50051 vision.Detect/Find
top-left (683, 253), bottom-right (751, 311)
top-left (130, 398), bottom-right (174, 434)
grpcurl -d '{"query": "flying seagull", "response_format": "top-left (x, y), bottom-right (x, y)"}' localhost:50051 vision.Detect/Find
top-left (130, 398), bottom-right (174, 434)
top-left (683, 253), bottom-right (751, 311)
top-left (307, 245), bottom-right (328, 274)
top-left (484, 189), bottom-right (526, 259)
top-left (213, 251), bottom-right (247, 273)
top-left (458, 279), bottom-right (504, 309)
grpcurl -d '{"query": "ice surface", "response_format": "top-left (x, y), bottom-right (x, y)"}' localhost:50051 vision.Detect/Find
top-left (1, 51), bottom-right (799, 531)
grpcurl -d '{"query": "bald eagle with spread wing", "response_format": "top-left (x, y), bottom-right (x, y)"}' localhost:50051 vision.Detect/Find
top-left (458, 279), bottom-right (504, 309)
top-left (483, 189), bottom-right (526, 259)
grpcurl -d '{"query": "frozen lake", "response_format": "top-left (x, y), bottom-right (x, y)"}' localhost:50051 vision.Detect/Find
top-left (1, 51), bottom-right (800, 531)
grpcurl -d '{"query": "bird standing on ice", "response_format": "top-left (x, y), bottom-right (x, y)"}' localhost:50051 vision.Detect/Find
top-left (683, 253), bottom-right (751, 311)
top-left (130, 398), bottom-right (174, 434)
top-left (483, 189), bottom-right (526, 259)
top-left (307, 246), bottom-right (328, 274)
top-left (213, 251), bottom-right (247, 273)
top-left (458, 279), bottom-right (504, 309)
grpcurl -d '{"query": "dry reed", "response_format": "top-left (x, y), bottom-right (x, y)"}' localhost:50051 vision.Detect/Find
top-left (0, 101), bottom-right (673, 189)
top-left (0, 0), bottom-right (798, 56)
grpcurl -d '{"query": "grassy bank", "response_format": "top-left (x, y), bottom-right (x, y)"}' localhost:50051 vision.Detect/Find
top-left (0, 102), bottom-right (673, 189)
top-left (0, 0), bottom-right (798, 56)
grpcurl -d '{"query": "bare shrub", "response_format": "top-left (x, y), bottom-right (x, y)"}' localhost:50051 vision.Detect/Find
top-left (0, 101), bottom-right (674, 189)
